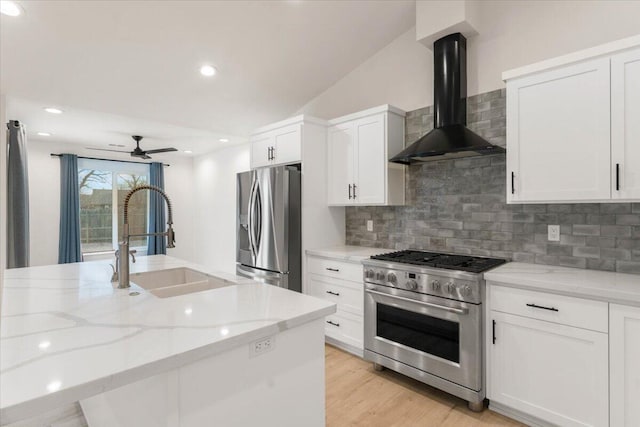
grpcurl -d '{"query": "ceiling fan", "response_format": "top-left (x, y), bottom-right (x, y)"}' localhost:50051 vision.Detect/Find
top-left (87, 135), bottom-right (178, 159)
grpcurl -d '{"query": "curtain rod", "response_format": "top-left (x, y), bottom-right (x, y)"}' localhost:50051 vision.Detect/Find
top-left (50, 153), bottom-right (170, 167)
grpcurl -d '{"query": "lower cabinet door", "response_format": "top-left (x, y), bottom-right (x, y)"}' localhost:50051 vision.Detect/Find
top-left (610, 304), bottom-right (640, 427)
top-left (324, 310), bottom-right (363, 351)
top-left (489, 311), bottom-right (608, 427)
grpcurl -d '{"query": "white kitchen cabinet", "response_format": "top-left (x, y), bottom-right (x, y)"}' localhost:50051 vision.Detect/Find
top-left (327, 105), bottom-right (405, 206)
top-left (306, 254), bottom-right (364, 356)
top-left (487, 285), bottom-right (609, 427)
top-left (505, 57), bottom-right (611, 203)
top-left (610, 304), bottom-right (640, 427)
top-left (250, 120), bottom-right (302, 169)
top-left (503, 36), bottom-right (640, 203)
top-left (327, 123), bottom-right (355, 205)
top-left (250, 132), bottom-right (273, 168)
top-left (611, 47), bottom-right (640, 200)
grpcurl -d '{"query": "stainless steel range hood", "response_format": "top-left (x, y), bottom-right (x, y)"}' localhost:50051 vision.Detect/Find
top-left (390, 33), bottom-right (504, 165)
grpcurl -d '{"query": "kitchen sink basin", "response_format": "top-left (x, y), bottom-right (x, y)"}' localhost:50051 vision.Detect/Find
top-left (130, 267), bottom-right (232, 298)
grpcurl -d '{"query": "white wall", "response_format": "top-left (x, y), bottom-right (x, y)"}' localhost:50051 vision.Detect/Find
top-left (298, 28), bottom-right (432, 119)
top-left (299, 0), bottom-right (640, 118)
top-left (26, 139), bottom-right (195, 266)
top-left (1, 94), bottom-right (7, 301)
top-left (192, 144), bottom-right (250, 274)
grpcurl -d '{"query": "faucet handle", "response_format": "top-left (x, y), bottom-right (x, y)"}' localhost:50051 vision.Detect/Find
top-left (129, 250), bottom-right (136, 263)
top-left (109, 264), bottom-right (118, 282)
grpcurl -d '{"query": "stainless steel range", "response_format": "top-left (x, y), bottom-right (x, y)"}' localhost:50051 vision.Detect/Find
top-left (362, 250), bottom-right (507, 412)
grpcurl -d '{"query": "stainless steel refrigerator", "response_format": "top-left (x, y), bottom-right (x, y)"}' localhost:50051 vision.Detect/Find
top-left (236, 165), bottom-right (301, 292)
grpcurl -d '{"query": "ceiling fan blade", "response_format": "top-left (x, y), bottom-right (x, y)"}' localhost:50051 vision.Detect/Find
top-left (86, 147), bottom-right (131, 153)
top-left (144, 147), bottom-right (178, 154)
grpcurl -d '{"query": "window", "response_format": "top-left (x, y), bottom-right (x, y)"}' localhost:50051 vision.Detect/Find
top-left (78, 159), bottom-right (149, 253)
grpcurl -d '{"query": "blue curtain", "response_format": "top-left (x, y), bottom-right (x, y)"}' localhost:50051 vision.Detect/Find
top-left (58, 154), bottom-right (82, 264)
top-left (6, 120), bottom-right (30, 268)
top-left (147, 162), bottom-right (166, 255)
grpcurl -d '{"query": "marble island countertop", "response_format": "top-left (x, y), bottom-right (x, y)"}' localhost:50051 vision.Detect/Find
top-left (0, 256), bottom-right (336, 423)
top-left (485, 262), bottom-right (640, 306)
top-left (305, 245), bottom-right (394, 263)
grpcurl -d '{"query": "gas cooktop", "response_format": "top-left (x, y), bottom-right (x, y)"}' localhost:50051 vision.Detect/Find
top-left (370, 250), bottom-right (507, 273)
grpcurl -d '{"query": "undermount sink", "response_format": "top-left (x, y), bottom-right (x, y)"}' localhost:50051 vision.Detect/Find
top-left (130, 267), bottom-right (232, 298)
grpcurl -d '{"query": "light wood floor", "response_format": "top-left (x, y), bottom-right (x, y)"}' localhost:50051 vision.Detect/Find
top-left (325, 344), bottom-right (524, 427)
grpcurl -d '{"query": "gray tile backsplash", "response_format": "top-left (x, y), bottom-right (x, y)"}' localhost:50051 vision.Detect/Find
top-left (346, 89), bottom-right (640, 274)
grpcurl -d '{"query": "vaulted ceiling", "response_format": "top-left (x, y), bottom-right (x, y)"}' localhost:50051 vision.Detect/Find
top-left (1, 0), bottom-right (415, 146)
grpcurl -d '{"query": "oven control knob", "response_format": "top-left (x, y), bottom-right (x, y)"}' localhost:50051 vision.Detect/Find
top-left (405, 280), bottom-right (418, 291)
top-left (365, 269), bottom-right (375, 279)
top-left (387, 273), bottom-right (397, 284)
top-left (431, 280), bottom-right (441, 291)
top-left (445, 282), bottom-right (457, 294)
top-left (462, 285), bottom-right (473, 296)
top-left (376, 272), bottom-right (386, 281)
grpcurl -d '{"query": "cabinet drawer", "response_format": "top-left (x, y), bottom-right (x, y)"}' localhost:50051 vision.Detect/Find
top-left (489, 284), bottom-right (608, 333)
top-left (324, 309), bottom-right (363, 350)
top-left (307, 256), bottom-right (362, 283)
top-left (307, 273), bottom-right (363, 315)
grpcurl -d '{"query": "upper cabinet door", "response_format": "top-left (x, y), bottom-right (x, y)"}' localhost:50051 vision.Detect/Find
top-left (353, 114), bottom-right (386, 205)
top-left (327, 123), bottom-right (355, 205)
top-left (272, 124), bottom-right (302, 166)
top-left (250, 133), bottom-right (273, 169)
top-left (507, 57), bottom-right (611, 203)
top-left (611, 47), bottom-right (640, 200)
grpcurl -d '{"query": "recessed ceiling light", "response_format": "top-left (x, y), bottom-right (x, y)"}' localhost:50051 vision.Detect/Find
top-left (44, 107), bottom-right (63, 114)
top-left (47, 380), bottom-right (62, 393)
top-left (184, 150), bottom-right (193, 154)
top-left (219, 138), bottom-right (229, 142)
top-left (38, 340), bottom-right (51, 349)
top-left (200, 65), bottom-right (216, 77)
top-left (0, 1), bottom-right (22, 17)
top-left (37, 132), bottom-right (51, 137)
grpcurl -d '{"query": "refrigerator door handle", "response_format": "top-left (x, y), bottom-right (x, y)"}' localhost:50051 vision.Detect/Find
top-left (253, 179), bottom-right (262, 256)
top-left (247, 175), bottom-right (257, 259)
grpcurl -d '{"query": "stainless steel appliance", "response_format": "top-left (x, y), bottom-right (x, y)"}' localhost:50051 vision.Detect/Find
top-left (362, 250), bottom-right (506, 411)
top-left (236, 166), bottom-right (301, 292)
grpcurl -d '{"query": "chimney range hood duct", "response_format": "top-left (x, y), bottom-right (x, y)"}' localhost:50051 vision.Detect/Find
top-left (390, 33), bottom-right (505, 165)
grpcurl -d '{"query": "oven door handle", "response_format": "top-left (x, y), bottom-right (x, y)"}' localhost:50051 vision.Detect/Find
top-left (366, 289), bottom-right (469, 315)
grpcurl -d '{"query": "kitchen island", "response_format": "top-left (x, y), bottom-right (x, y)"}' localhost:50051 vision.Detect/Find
top-left (0, 256), bottom-right (335, 427)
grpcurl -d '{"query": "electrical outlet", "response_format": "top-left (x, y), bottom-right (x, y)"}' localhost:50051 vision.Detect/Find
top-left (250, 335), bottom-right (275, 358)
top-left (367, 220), bottom-right (373, 232)
top-left (548, 225), bottom-right (560, 242)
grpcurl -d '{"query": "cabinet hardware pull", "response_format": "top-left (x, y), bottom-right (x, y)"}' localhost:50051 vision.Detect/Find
top-left (492, 319), bottom-right (496, 344)
top-left (511, 172), bottom-right (515, 194)
top-left (353, 183), bottom-right (357, 199)
top-left (267, 147), bottom-right (271, 160)
top-left (271, 146), bottom-right (275, 160)
top-left (326, 268), bottom-right (340, 272)
top-left (326, 290), bottom-right (340, 296)
top-left (616, 163), bottom-right (620, 191)
top-left (526, 303), bottom-right (559, 312)
top-left (348, 184), bottom-right (352, 199)
top-left (326, 320), bottom-right (340, 327)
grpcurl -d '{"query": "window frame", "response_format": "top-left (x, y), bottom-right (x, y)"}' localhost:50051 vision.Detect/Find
top-left (78, 159), bottom-right (150, 254)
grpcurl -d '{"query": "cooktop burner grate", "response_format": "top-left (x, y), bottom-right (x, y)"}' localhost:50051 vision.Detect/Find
top-left (370, 250), bottom-right (507, 273)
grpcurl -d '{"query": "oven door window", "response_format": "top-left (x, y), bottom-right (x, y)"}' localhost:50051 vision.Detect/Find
top-left (376, 303), bottom-right (460, 363)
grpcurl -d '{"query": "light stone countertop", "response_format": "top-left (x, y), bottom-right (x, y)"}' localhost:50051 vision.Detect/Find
top-left (0, 255), bottom-right (335, 423)
top-left (485, 262), bottom-right (640, 307)
top-left (305, 245), bottom-right (394, 263)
